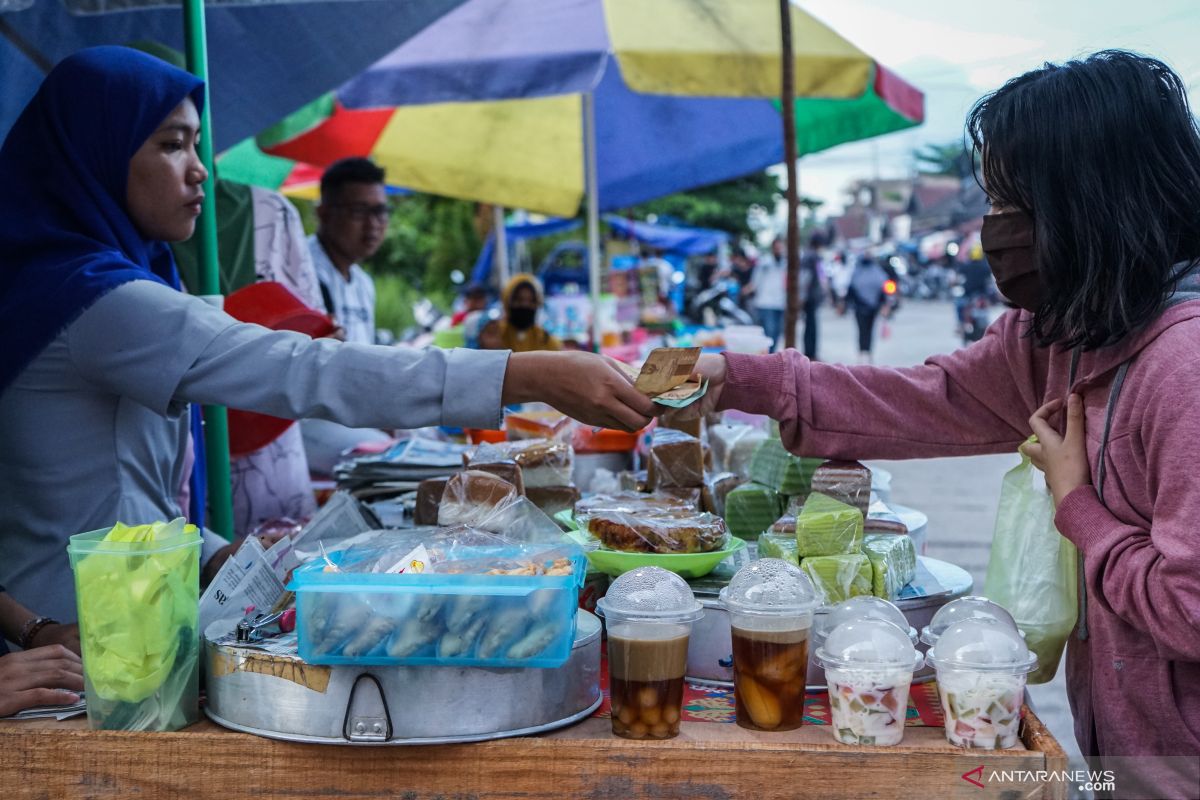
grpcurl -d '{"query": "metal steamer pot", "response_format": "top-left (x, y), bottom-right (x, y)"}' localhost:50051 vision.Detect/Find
top-left (686, 556), bottom-right (972, 690)
top-left (205, 610), bottom-right (602, 745)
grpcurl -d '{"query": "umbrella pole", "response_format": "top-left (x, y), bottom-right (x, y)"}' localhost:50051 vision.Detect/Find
top-left (780, 0), bottom-right (800, 352)
top-left (184, 0), bottom-right (235, 540)
top-left (493, 205), bottom-right (510, 286)
top-left (583, 92), bottom-right (602, 352)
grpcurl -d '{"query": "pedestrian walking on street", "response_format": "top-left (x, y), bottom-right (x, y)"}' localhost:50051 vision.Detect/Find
top-left (841, 254), bottom-right (892, 364)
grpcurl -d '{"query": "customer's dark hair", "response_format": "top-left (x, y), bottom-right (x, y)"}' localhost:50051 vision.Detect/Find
top-left (967, 50), bottom-right (1200, 349)
top-left (320, 157), bottom-right (386, 202)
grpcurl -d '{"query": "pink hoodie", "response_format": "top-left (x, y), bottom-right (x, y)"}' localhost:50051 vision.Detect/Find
top-left (720, 305), bottom-right (1200, 794)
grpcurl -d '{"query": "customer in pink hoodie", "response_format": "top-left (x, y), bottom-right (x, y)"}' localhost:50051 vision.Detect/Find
top-left (695, 51), bottom-right (1200, 798)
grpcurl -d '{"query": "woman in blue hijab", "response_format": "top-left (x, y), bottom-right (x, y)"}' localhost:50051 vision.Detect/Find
top-left (0, 47), bottom-right (656, 641)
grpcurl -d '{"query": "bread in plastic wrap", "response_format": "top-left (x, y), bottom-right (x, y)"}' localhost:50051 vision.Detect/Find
top-left (862, 533), bottom-right (917, 600)
top-left (748, 438), bottom-right (822, 494)
top-left (795, 492), bottom-right (865, 557)
top-left (801, 553), bottom-right (873, 605)
top-left (438, 470), bottom-right (520, 528)
top-left (701, 472), bottom-right (744, 517)
top-left (469, 459), bottom-right (526, 495)
top-left (415, 477), bottom-right (449, 526)
top-left (659, 412), bottom-right (701, 439)
top-left (503, 408), bottom-right (572, 441)
top-left (469, 438), bottom-right (573, 489)
top-left (586, 510), bottom-right (727, 554)
top-left (708, 423), bottom-right (768, 478)
top-left (647, 427), bottom-right (705, 489)
top-left (810, 460), bottom-right (872, 518)
top-left (574, 491), bottom-right (697, 520)
top-left (658, 486), bottom-right (702, 510)
top-left (525, 484), bottom-right (581, 518)
top-left (756, 532), bottom-right (800, 566)
top-left (724, 481), bottom-right (784, 540)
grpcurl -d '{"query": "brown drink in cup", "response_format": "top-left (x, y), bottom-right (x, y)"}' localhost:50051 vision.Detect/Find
top-left (720, 559), bottom-right (821, 732)
top-left (596, 567), bottom-right (704, 741)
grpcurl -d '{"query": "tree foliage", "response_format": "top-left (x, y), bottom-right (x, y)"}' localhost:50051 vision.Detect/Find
top-left (621, 171), bottom-right (782, 237)
top-left (914, 141), bottom-right (977, 178)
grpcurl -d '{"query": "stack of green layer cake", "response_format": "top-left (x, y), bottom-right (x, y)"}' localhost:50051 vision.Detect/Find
top-left (724, 481), bottom-right (784, 540)
top-left (747, 439), bottom-right (823, 497)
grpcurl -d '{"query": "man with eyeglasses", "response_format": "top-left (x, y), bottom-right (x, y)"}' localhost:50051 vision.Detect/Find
top-left (303, 158), bottom-right (395, 472)
top-left (309, 158), bottom-right (389, 345)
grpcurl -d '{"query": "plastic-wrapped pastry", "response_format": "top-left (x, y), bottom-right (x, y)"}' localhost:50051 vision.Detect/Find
top-left (863, 533), bottom-right (917, 600)
top-left (525, 485), bottom-right (582, 518)
top-left (801, 554), bottom-right (873, 605)
top-left (647, 428), bottom-right (705, 489)
top-left (574, 491), bottom-right (697, 520)
top-left (414, 477), bottom-right (448, 526)
top-left (708, 423), bottom-right (768, 478)
top-left (724, 481), bottom-right (784, 540)
top-left (748, 438), bottom-right (822, 495)
top-left (811, 460), bottom-right (872, 518)
top-left (469, 459), bottom-right (526, 496)
top-left (795, 492), bottom-right (864, 557)
top-left (586, 510), bottom-right (727, 554)
top-left (470, 438), bottom-right (573, 488)
top-left (438, 470), bottom-right (520, 528)
top-left (701, 472), bottom-right (744, 517)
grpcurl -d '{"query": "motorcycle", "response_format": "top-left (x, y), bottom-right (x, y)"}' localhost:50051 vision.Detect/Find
top-left (688, 278), bottom-right (755, 327)
top-left (959, 290), bottom-right (991, 344)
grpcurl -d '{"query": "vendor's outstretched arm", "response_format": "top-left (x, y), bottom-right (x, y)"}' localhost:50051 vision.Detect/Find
top-left (70, 281), bottom-right (653, 432)
top-left (709, 312), bottom-right (1035, 460)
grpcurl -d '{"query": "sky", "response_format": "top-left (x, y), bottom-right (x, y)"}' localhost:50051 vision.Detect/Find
top-left (789, 0), bottom-right (1200, 216)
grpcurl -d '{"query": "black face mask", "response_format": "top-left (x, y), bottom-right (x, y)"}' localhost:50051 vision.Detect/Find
top-left (981, 211), bottom-right (1043, 312)
top-left (508, 306), bottom-right (537, 331)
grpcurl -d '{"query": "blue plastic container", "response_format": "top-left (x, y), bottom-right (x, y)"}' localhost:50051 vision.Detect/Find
top-left (290, 550), bottom-right (585, 669)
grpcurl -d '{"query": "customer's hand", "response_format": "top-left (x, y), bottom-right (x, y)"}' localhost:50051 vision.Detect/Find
top-left (1025, 394), bottom-right (1091, 506)
top-left (504, 351), bottom-right (656, 432)
top-left (29, 622), bottom-right (80, 656)
top-left (0, 645), bottom-right (84, 717)
top-left (689, 353), bottom-right (728, 417)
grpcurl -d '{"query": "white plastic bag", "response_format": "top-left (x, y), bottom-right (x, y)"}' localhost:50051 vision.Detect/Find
top-left (983, 440), bottom-right (1078, 684)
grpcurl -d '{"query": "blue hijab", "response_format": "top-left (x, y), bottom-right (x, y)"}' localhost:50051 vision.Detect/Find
top-left (0, 46), bottom-right (209, 523)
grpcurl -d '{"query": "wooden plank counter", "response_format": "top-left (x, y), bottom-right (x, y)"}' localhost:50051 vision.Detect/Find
top-left (1, 705), bottom-right (1067, 799)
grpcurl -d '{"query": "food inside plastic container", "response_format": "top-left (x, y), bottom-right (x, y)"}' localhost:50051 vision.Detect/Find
top-left (724, 481), bottom-right (784, 540)
top-left (862, 534), bottom-right (917, 600)
top-left (470, 438), bottom-right (573, 489)
top-left (720, 560), bottom-right (820, 731)
top-left (647, 428), bottom-right (705, 489)
top-left (927, 619), bottom-right (1037, 749)
top-left (701, 472), bottom-right (744, 517)
top-left (504, 408), bottom-right (572, 441)
top-left (597, 566), bottom-right (704, 741)
top-left (414, 477), bottom-right (449, 526)
top-left (708, 423), bottom-right (768, 479)
top-left (919, 596), bottom-right (1020, 647)
top-left (810, 460), bottom-right (873, 518)
top-left (795, 493), bottom-right (865, 557)
top-left (756, 533), bottom-right (799, 566)
top-left (574, 491), bottom-right (698, 520)
top-left (815, 618), bottom-right (923, 746)
top-left (437, 470), bottom-right (520, 527)
top-left (748, 438), bottom-right (822, 495)
top-left (525, 484), bottom-right (582, 518)
top-left (469, 459), bottom-right (526, 495)
top-left (586, 510), bottom-right (727, 554)
top-left (801, 554), bottom-right (873, 605)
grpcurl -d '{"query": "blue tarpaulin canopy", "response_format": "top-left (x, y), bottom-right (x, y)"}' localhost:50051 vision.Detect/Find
top-left (470, 217), bottom-right (582, 285)
top-left (604, 215), bottom-right (729, 257)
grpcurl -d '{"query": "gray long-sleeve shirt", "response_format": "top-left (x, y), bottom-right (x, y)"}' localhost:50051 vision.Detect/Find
top-left (0, 280), bottom-right (509, 622)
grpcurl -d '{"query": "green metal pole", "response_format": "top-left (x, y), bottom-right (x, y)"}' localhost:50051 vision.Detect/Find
top-left (183, 0), bottom-right (235, 540)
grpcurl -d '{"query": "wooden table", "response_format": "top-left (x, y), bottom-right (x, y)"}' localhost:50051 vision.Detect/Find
top-left (2, 706), bottom-right (1066, 799)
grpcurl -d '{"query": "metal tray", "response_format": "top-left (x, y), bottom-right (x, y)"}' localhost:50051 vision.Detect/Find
top-left (204, 610), bottom-right (601, 745)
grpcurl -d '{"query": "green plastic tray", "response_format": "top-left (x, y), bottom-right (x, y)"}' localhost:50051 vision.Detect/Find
top-left (564, 527), bottom-right (747, 579)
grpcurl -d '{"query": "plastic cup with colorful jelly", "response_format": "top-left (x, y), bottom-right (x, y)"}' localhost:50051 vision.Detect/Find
top-left (811, 596), bottom-right (918, 656)
top-left (815, 618), bottom-right (924, 746)
top-left (718, 558), bottom-right (821, 732)
top-left (595, 566), bottom-right (704, 740)
top-left (927, 619), bottom-right (1037, 749)
top-left (919, 596), bottom-right (1019, 648)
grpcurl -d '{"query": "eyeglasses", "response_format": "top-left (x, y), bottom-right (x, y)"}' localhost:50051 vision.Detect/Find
top-left (330, 203), bottom-right (392, 222)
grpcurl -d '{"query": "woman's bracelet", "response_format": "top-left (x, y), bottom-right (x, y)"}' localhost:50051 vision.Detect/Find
top-left (17, 616), bottom-right (58, 650)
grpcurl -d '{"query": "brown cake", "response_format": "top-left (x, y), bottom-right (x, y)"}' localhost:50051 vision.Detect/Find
top-left (810, 460), bottom-right (872, 518)
top-left (586, 511), bottom-right (727, 554)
